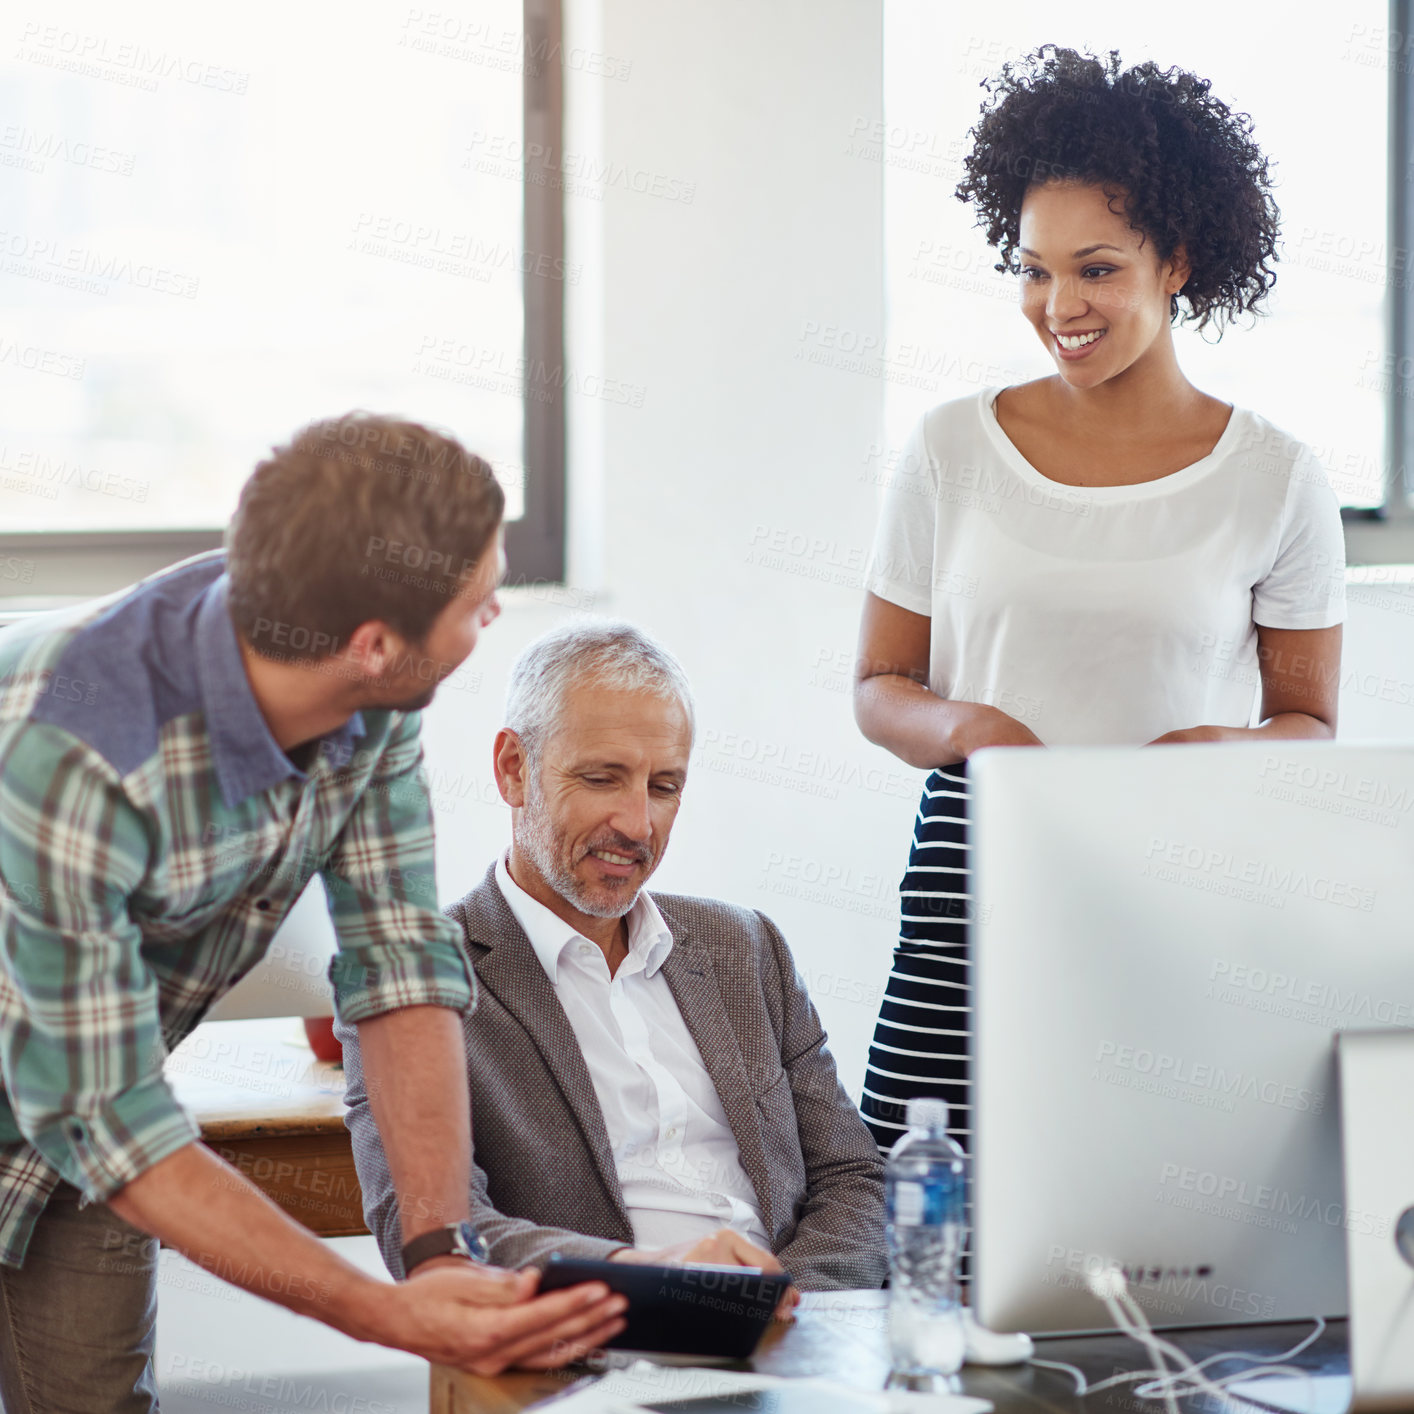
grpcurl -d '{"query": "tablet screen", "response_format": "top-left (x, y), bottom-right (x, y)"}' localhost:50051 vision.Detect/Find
top-left (540, 1256), bottom-right (791, 1358)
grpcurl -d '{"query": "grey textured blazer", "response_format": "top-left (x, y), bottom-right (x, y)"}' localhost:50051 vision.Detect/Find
top-left (340, 864), bottom-right (887, 1290)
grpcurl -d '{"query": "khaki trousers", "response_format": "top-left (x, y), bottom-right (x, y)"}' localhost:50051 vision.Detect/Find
top-left (0, 1183), bottom-right (159, 1413)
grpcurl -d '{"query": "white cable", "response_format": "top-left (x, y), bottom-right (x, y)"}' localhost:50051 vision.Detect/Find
top-left (1133, 1316), bottom-right (1326, 1398)
top-left (1111, 1284), bottom-right (1313, 1407)
top-left (1043, 1314), bottom-right (1327, 1398)
top-left (1026, 1266), bottom-right (1325, 1411)
top-left (1109, 1279), bottom-right (1316, 1409)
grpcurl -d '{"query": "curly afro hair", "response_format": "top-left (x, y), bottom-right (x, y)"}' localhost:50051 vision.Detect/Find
top-left (955, 46), bottom-right (1280, 334)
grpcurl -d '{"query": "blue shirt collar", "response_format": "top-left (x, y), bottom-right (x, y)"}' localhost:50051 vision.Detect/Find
top-left (194, 575), bottom-right (365, 807)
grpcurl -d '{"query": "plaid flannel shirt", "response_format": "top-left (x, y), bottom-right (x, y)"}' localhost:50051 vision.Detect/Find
top-left (0, 551), bottom-right (474, 1267)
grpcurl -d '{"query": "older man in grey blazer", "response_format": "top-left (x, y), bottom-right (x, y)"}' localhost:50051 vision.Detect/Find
top-left (339, 621), bottom-right (886, 1292)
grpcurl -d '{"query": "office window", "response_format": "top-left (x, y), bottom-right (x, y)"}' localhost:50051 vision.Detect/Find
top-left (0, 0), bottom-right (565, 594)
top-left (883, 3), bottom-right (1388, 509)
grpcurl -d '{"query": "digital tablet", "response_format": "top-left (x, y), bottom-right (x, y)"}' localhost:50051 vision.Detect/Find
top-left (539, 1255), bottom-right (792, 1358)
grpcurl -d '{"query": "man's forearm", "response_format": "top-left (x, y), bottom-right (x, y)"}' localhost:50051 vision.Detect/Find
top-left (108, 1142), bottom-right (386, 1339)
top-left (108, 1141), bottom-right (633, 1370)
top-left (356, 1004), bottom-right (471, 1243)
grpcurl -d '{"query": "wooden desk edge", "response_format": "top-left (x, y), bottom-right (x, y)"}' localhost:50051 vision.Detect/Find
top-left (193, 1112), bottom-right (351, 1141)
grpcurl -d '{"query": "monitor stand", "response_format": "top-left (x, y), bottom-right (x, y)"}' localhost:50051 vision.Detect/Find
top-left (1339, 1029), bottom-right (1414, 1411)
top-left (1227, 1030), bottom-right (1414, 1414)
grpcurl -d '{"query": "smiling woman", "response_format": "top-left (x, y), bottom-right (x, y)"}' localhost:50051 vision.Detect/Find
top-left (851, 48), bottom-right (1347, 1241)
top-left (883, 4), bottom-right (1386, 508)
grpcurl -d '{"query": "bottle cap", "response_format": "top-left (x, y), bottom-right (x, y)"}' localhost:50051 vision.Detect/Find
top-left (906, 1097), bottom-right (950, 1130)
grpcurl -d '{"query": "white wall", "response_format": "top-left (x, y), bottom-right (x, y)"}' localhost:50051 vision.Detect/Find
top-left (213, 0), bottom-right (1414, 1073)
top-left (417, 0), bottom-right (905, 1096)
top-left (1340, 573), bottom-right (1414, 741)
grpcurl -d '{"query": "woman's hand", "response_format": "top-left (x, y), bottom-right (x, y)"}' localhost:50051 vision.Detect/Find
top-left (952, 704), bottom-right (1045, 757)
top-left (1151, 629), bottom-right (1342, 746)
top-left (1146, 725), bottom-right (1235, 745)
top-left (853, 595), bottom-right (1046, 766)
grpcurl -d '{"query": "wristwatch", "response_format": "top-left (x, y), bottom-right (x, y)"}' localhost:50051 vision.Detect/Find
top-left (400, 1221), bottom-right (490, 1277)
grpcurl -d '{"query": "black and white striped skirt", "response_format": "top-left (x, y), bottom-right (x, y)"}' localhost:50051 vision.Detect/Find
top-left (861, 761), bottom-right (973, 1154)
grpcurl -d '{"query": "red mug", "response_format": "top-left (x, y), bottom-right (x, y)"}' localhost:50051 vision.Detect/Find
top-left (302, 1015), bottom-right (342, 1063)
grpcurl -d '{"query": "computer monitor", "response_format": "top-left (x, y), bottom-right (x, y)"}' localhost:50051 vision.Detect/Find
top-left (969, 744), bottom-right (1414, 1337)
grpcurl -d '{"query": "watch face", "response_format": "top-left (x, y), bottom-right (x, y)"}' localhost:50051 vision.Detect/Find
top-left (456, 1222), bottom-right (491, 1264)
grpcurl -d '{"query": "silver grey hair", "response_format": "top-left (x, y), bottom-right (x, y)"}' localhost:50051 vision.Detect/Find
top-left (504, 619), bottom-right (696, 760)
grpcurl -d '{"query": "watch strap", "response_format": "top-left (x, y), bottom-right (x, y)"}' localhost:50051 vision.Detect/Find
top-left (400, 1221), bottom-right (487, 1276)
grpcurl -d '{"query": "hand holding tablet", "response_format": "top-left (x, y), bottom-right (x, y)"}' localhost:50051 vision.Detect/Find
top-left (539, 1256), bottom-right (795, 1358)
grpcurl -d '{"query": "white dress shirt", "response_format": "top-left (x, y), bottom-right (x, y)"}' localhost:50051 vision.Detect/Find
top-left (494, 853), bottom-right (771, 1251)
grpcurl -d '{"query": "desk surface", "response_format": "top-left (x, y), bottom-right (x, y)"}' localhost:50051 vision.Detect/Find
top-left (432, 1292), bottom-right (1349, 1414)
top-left (164, 1018), bottom-right (365, 1236)
top-left (166, 1017), bottom-right (347, 1139)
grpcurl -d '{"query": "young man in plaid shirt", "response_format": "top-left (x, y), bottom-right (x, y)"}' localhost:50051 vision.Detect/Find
top-left (0, 415), bottom-right (625, 1411)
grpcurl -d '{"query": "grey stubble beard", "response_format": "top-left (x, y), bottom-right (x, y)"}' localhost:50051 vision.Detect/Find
top-left (518, 768), bottom-right (649, 919)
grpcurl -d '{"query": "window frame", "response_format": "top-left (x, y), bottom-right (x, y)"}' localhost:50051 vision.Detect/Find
top-left (1337, 0), bottom-right (1414, 564)
top-left (0, 0), bottom-right (566, 604)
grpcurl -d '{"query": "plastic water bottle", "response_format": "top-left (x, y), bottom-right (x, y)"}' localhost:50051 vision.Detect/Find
top-left (885, 1097), bottom-right (967, 1376)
